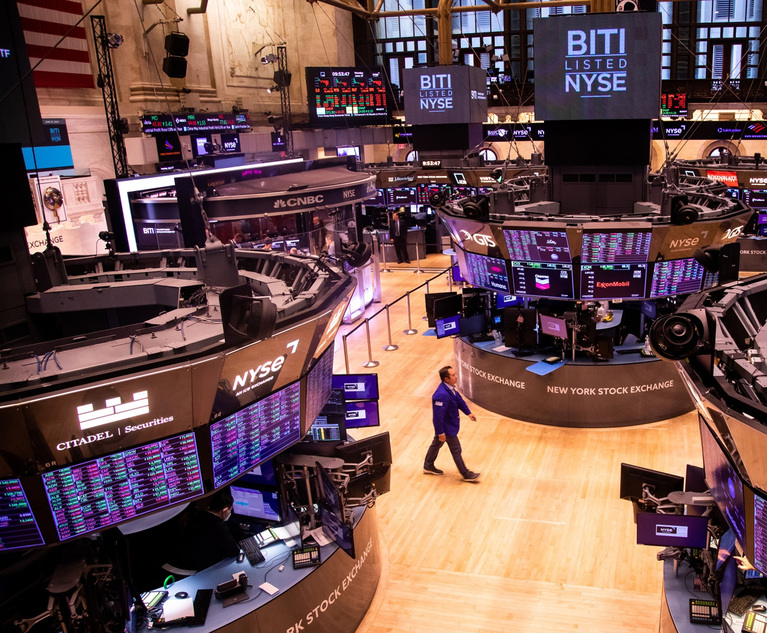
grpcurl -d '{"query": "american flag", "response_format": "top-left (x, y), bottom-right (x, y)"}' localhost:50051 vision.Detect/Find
top-left (17, 0), bottom-right (94, 89)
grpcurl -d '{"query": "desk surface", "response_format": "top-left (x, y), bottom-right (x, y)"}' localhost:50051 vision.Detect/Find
top-left (141, 505), bottom-right (381, 633)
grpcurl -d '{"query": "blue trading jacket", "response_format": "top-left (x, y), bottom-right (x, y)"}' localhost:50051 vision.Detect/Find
top-left (431, 381), bottom-right (471, 436)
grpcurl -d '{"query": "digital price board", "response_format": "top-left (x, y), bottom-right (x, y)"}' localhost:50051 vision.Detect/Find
top-left (580, 263), bottom-right (647, 300)
top-left (0, 479), bottom-right (45, 551)
top-left (503, 229), bottom-right (572, 263)
top-left (42, 432), bottom-right (204, 541)
top-left (649, 258), bottom-right (705, 298)
top-left (461, 252), bottom-right (511, 293)
top-left (140, 112), bottom-right (251, 135)
top-left (510, 261), bottom-right (575, 299)
top-left (304, 347), bottom-right (335, 430)
top-left (210, 381), bottom-right (301, 488)
top-left (661, 93), bottom-right (688, 118)
top-left (581, 230), bottom-right (652, 264)
top-left (306, 67), bottom-right (390, 127)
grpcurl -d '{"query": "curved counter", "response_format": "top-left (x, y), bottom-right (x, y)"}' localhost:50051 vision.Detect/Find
top-left (141, 506), bottom-right (380, 633)
top-left (454, 338), bottom-right (692, 427)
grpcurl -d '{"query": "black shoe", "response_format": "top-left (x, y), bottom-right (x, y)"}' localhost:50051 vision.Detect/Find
top-left (423, 465), bottom-right (444, 476)
top-left (462, 471), bottom-right (481, 482)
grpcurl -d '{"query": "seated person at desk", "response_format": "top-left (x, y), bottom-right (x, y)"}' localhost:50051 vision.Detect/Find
top-left (172, 489), bottom-right (240, 572)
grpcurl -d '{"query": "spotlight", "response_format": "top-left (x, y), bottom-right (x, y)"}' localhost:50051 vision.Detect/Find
top-left (261, 54), bottom-right (278, 64)
top-left (267, 85), bottom-right (280, 93)
top-left (107, 33), bottom-right (124, 48)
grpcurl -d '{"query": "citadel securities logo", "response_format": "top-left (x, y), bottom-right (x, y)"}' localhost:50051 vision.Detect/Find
top-left (77, 391), bottom-right (150, 430)
top-left (565, 28), bottom-right (628, 96)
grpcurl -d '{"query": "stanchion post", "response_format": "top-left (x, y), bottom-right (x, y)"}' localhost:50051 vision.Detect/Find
top-left (383, 304), bottom-right (399, 351)
top-left (362, 319), bottom-right (380, 368)
top-left (343, 334), bottom-right (350, 374)
top-left (380, 233), bottom-right (392, 273)
top-left (403, 291), bottom-right (418, 335)
top-left (413, 239), bottom-right (424, 274)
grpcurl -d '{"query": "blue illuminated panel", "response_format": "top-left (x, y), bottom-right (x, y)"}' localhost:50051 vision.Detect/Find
top-left (210, 382), bottom-right (301, 488)
top-left (581, 231), bottom-right (652, 264)
top-left (42, 433), bottom-right (203, 541)
top-left (0, 479), bottom-right (44, 550)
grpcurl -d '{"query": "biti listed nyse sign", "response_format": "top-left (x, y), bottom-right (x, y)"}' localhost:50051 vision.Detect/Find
top-left (403, 65), bottom-right (487, 125)
top-left (534, 12), bottom-right (661, 121)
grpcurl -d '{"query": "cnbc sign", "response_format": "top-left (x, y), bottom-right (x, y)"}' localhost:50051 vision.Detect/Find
top-left (403, 66), bottom-right (487, 125)
top-left (534, 12), bottom-right (661, 121)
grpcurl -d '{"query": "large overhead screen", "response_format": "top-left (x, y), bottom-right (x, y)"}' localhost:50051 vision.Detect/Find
top-left (533, 12), bottom-right (662, 121)
top-left (306, 67), bottom-right (390, 127)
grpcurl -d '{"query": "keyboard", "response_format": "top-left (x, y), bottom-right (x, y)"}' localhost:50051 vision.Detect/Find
top-left (239, 536), bottom-right (265, 565)
top-left (729, 587), bottom-right (765, 617)
top-left (292, 545), bottom-right (321, 569)
top-left (743, 610), bottom-right (767, 633)
top-left (189, 589), bottom-right (213, 626)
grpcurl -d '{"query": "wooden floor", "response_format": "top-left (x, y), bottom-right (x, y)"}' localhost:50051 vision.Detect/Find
top-left (333, 254), bottom-right (703, 633)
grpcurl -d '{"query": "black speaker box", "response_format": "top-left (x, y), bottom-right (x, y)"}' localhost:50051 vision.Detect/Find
top-left (164, 32), bottom-right (189, 56)
top-left (162, 56), bottom-right (187, 79)
top-left (0, 143), bottom-right (38, 228)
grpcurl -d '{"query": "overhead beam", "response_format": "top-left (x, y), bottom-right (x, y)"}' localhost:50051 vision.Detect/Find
top-left (308, 0), bottom-right (371, 18)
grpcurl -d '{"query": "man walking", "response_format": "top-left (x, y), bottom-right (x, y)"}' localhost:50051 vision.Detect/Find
top-left (423, 366), bottom-right (480, 482)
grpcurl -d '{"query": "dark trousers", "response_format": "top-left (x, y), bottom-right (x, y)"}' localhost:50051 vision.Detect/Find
top-left (392, 239), bottom-right (410, 263)
top-left (424, 434), bottom-right (467, 476)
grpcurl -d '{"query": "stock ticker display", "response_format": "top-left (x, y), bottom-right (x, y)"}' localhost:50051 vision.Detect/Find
top-left (42, 433), bottom-right (204, 541)
top-left (650, 258), bottom-right (706, 298)
top-left (307, 68), bottom-right (389, 125)
top-left (0, 479), bottom-right (45, 550)
top-left (581, 231), bottom-right (653, 264)
top-left (462, 252), bottom-right (511, 293)
top-left (210, 382), bottom-right (301, 488)
top-left (304, 347), bottom-right (335, 429)
top-left (503, 229), bottom-right (572, 263)
top-left (754, 495), bottom-right (767, 573)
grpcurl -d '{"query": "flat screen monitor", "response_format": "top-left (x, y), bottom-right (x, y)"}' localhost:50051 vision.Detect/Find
top-left (502, 228), bottom-right (572, 263)
top-left (539, 314), bottom-right (569, 340)
top-left (497, 293), bottom-right (523, 309)
top-left (661, 93), bottom-right (688, 118)
top-left (310, 415), bottom-right (347, 442)
top-left (460, 251), bottom-right (511, 294)
top-left (344, 400), bottom-right (380, 430)
top-left (580, 263), bottom-right (647, 300)
top-left (42, 432), bottom-right (204, 542)
top-left (759, 213), bottom-right (767, 225)
top-left (332, 373), bottom-right (379, 401)
top-left (510, 261), bottom-right (575, 299)
top-left (425, 292), bottom-right (459, 328)
top-left (321, 503), bottom-right (355, 559)
top-left (306, 67), bottom-right (390, 128)
top-left (503, 307), bottom-right (538, 349)
top-left (750, 494), bottom-right (767, 574)
top-left (231, 485), bottom-right (282, 523)
top-left (191, 134), bottom-right (212, 157)
top-left (716, 529), bottom-right (739, 616)
top-left (346, 464), bottom-right (391, 499)
top-left (337, 146), bottom-right (360, 158)
top-left (435, 314), bottom-right (461, 338)
top-left (433, 294), bottom-right (463, 322)
top-left (649, 258), bottom-right (705, 299)
top-left (635, 512), bottom-right (709, 548)
top-left (154, 132), bottom-right (183, 163)
top-left (220, 132), bottom-right (240, 153)
top-left (316, 462), bottom-right (344, 521)
top-left (699, 417), bottom-right (747, 550)
top-left (459, 314), bottom-right (486, 337)
top-left (581, 230), bottom-right (653, 264)
top-left (210, 381), bottom-right (302, 488)
top-left (703, 270), bottom-right (719, 289)
top-left (0, 478), bottom-right (45, 550)
top-left (388, 187), bottom-right (417, 206)
top-left (304, 346), bottom-right (335, 434)
top-left (640, 300), bottom-right (657, 320)
top-left (745, 190), bottom-right (767, 208)
top-left (619, 462), bottom-right (684, 502)
top-left (238, 460), bottom-right (278, 488)
top-left (335, 432), bottom-right (392, 467)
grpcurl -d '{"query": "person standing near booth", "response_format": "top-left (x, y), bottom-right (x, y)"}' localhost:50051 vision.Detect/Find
top-left (423, 366), bottom-right (480, 482)
top-left (389, 209), bottom-right (410, 264)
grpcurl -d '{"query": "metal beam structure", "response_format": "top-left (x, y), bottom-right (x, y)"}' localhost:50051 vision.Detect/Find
top-left (91, 15), bottom-right (129, 178)
top-left (277, 45), bottom-right (294, 157)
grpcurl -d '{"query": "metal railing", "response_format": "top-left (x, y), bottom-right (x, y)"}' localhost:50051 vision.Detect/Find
top-left (340, 266), bottom-right (453, 372)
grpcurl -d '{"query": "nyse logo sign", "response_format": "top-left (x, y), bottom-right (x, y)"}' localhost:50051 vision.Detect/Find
top-left (419, 73), bottom-right (453, 113)
top-left (565, 28), bottom-right (627, 95)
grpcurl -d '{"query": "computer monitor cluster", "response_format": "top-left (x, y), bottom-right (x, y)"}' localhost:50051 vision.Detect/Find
top-left (332, 374), bottom-right (380, 431)
top-left (455, 243), bottom-right (721, 301)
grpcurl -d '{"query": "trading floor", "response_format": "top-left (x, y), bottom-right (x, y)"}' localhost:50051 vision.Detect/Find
top-left (339, 254), bottom-right (702, 633)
